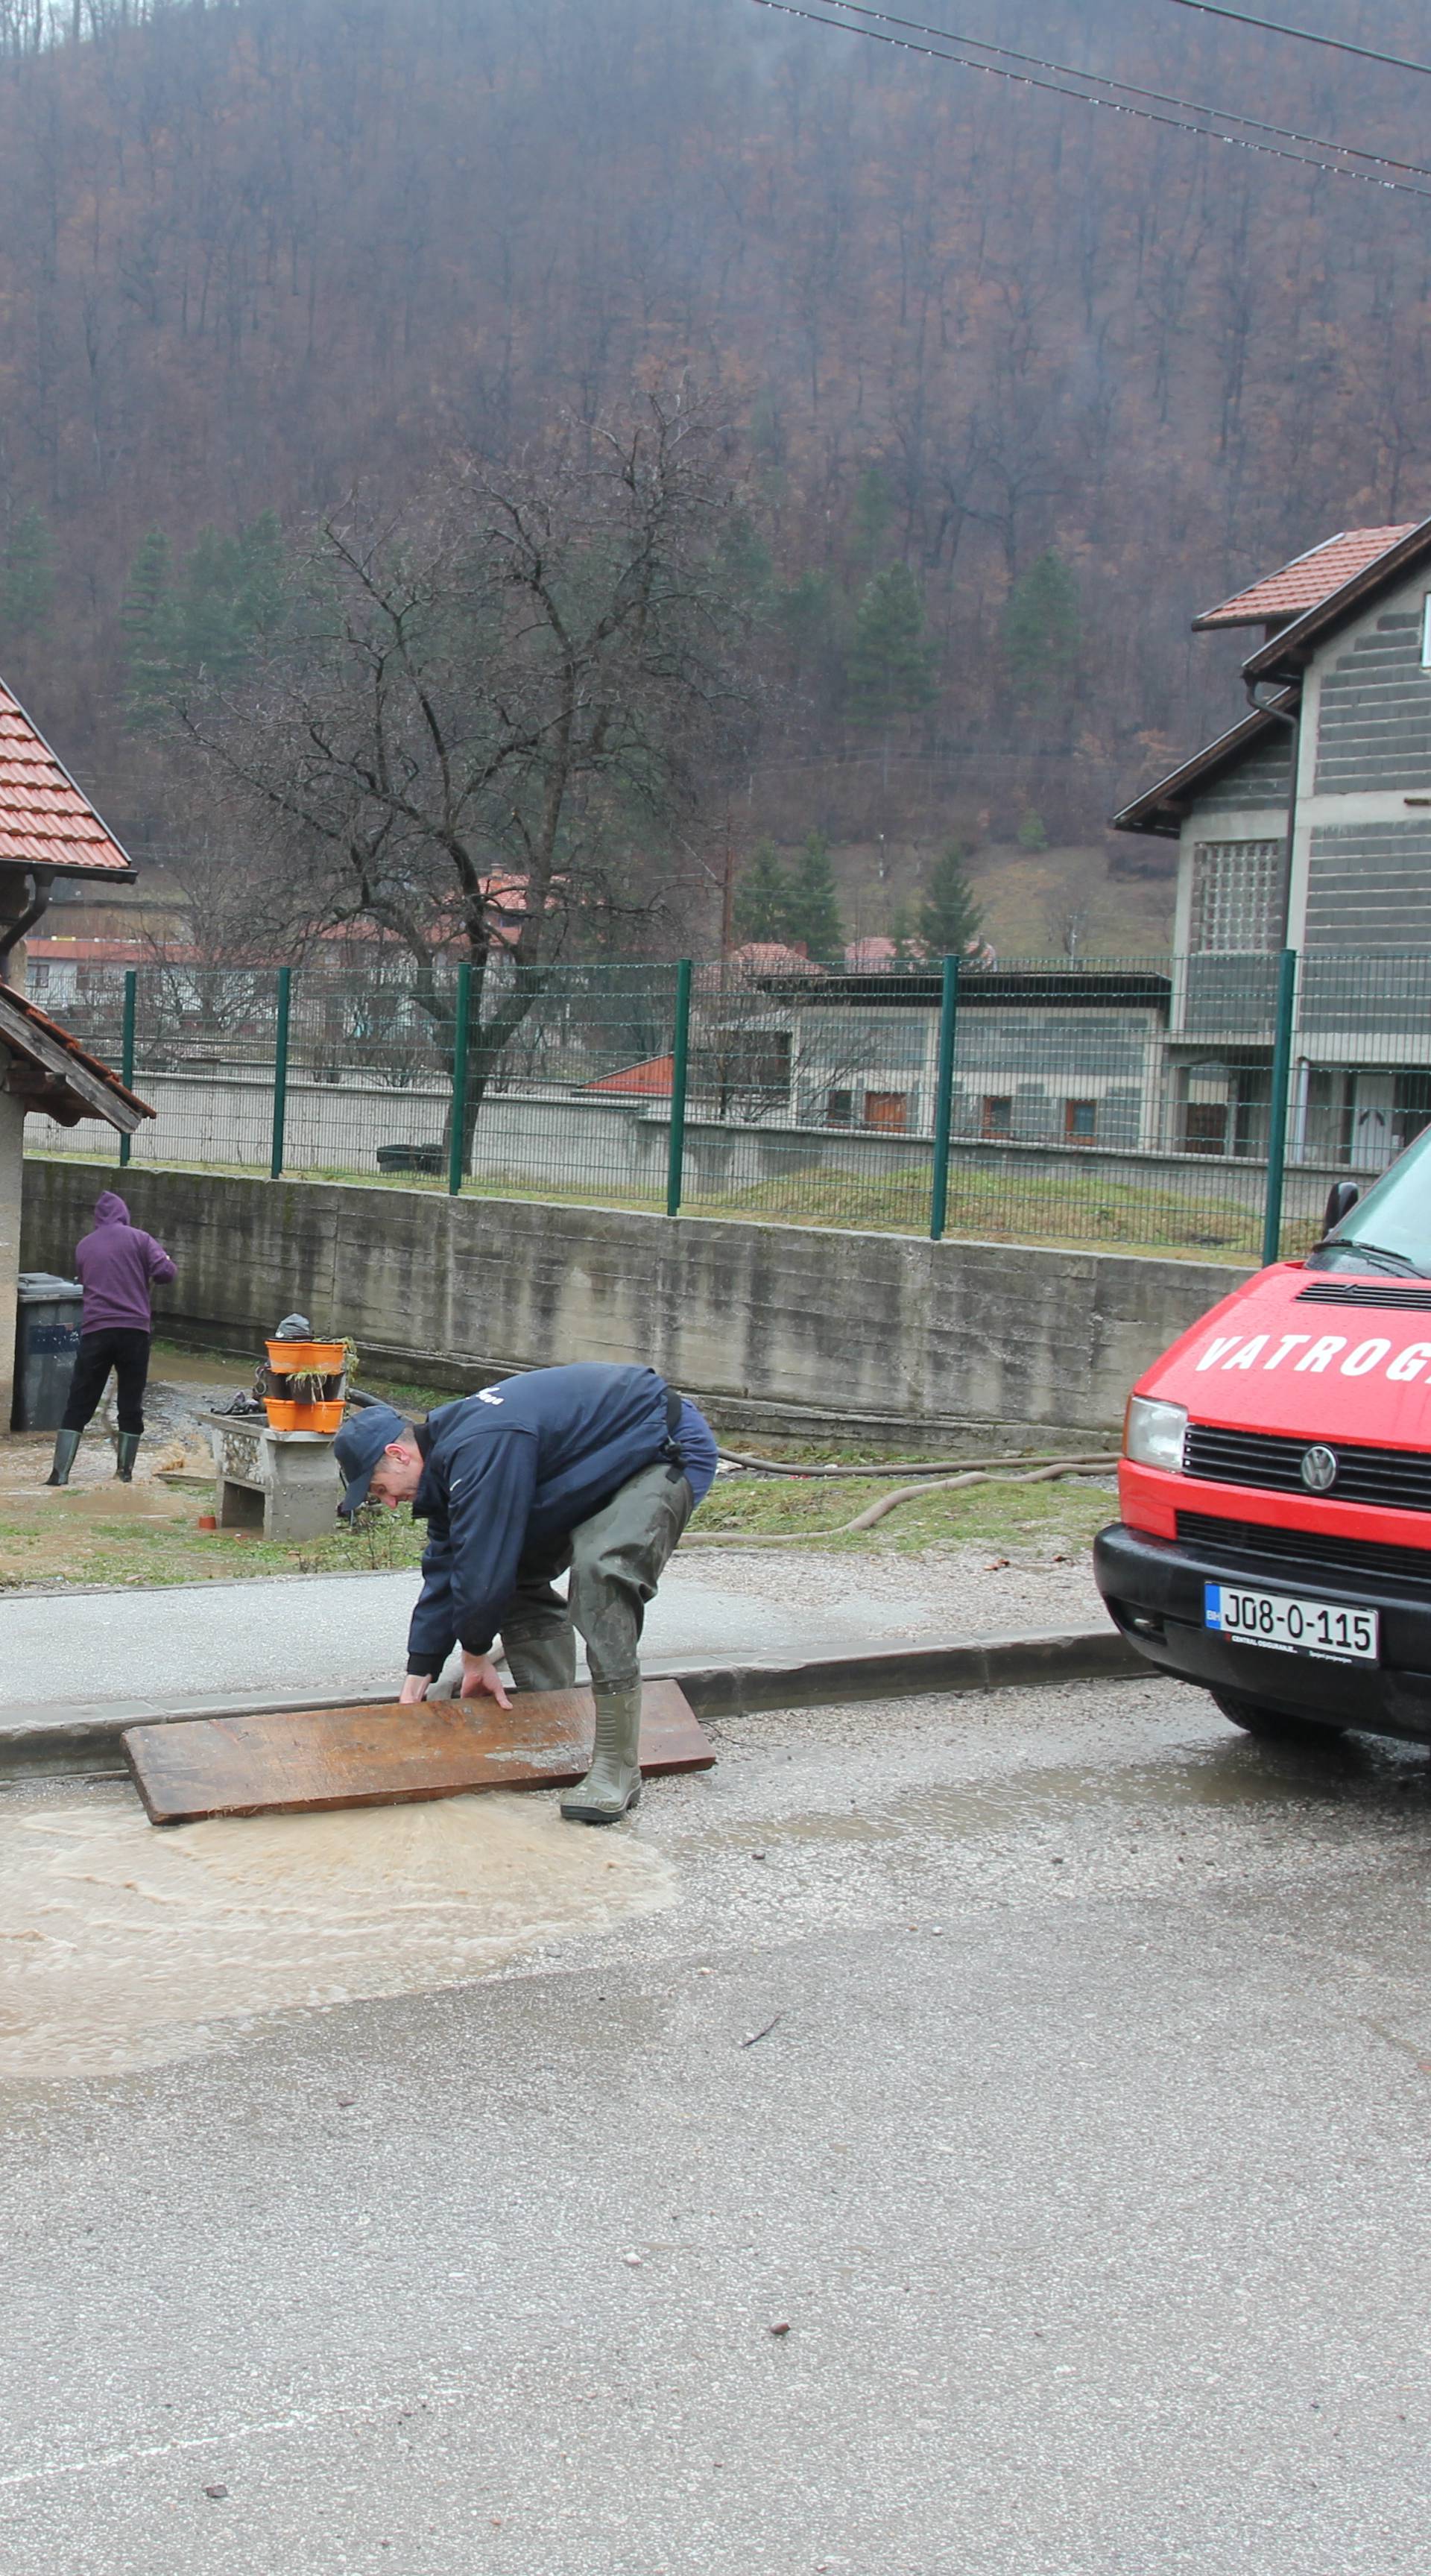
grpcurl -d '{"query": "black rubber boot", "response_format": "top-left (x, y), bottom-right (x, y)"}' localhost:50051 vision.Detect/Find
top-left (115, 1433), bottom-right (141, 1483)
top-left (46, 1429), bottom-right (81, 1488)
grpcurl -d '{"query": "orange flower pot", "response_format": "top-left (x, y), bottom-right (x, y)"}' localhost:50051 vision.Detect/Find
top-left (264, 1397), bottom-right (346, 1433)
top-left (265, 1340), bottom-right (347, 1374)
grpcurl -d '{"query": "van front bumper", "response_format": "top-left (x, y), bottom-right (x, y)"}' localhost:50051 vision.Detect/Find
top-left (1093, 1521), bottom-right (1431, 1743)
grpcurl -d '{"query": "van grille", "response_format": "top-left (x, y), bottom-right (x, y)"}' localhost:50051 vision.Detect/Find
top-left (1178, 1509), bottom-right (1431, 1592)
top-left (1184, 1422), bottom-right (1431, 1511)
top-left (1297, 1280), bottom-right (1431, 1308)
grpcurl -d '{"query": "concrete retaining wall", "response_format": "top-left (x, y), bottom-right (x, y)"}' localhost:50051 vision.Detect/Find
top-left (22, 1159), bottom-right (1251, 1434)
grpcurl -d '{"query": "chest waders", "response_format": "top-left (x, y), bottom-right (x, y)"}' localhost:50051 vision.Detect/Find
top-left (559, 1389), bottom-right (695, 1824)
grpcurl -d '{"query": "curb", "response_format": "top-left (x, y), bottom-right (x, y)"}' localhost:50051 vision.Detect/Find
top-left (0, 1628), bottom-right (1142, 1783)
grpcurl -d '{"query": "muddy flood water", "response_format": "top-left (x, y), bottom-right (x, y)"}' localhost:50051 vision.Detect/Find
top-left (0, 1782), bottom-right (675, 2083)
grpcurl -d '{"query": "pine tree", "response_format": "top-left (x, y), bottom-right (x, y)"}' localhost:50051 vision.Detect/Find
top-left (885, 898), bottom-right (923, 968)
top-left (846, 561), bottom-right (937, 730)
top-left (121, 528), bottom-right (175, 727)
top-left (918, 844), bottom-right (983, 957)
top-left (852, 466), bottom-right (891, 572)
top-left (123, 514), bottom-right (291, 726)
top-left (733, 839), bottom-right (793, 945)
top-left (0, 505), bottom-right (54, 640)
top-left (236, 509), bottom-right (289, 644)
top-left (1002, 551), bottom-right (1081, 701)
top-left (784, 829), bottom-right (844, 962)
top-left (776, 569), bottom-right (834, 674)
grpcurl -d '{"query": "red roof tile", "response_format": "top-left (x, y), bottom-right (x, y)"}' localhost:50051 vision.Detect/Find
top-left (587, 1052), bottom-right (675, 1097)
top-left (24, 936), bottom-right (152, 965)
top-left (1193, 526), bottom-right (1419, 630)
top-left (0, 684), bottom-right (134, 877)
top-left (725, 941), bottom-right (824, 977)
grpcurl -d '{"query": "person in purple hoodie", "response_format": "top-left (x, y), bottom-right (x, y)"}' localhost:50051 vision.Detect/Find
top-left (47, 1192), bottom-right (177, 1487)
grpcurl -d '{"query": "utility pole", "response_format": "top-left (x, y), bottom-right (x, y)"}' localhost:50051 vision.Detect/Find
top-left (720, 806), bottom-right (736, 960)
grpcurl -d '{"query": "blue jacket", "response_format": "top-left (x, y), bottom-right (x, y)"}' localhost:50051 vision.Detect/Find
top-left (405, 1363), bottom-right (688, 1674)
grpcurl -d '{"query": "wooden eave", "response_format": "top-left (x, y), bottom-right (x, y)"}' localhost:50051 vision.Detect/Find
top-left (0, 983), bottom-right (154, 1132)
top-left (1111, 695), bottom-right (1297, 840)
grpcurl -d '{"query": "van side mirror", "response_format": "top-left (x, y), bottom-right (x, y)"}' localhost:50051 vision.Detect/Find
top-left (1323, 1178), bottom-right (1359, 1236)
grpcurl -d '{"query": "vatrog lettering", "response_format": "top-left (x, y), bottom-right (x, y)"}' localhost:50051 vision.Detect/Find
top-left (1192, 1330), bottom-right (1431, 1382)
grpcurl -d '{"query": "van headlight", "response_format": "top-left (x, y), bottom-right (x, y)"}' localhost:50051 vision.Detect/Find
top-left (1124, 1395), bottom-right (1188, 1473)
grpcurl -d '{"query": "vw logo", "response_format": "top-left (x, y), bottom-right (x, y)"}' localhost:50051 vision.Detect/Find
top-left (1301, 1445), bottom-right (1339, 1494)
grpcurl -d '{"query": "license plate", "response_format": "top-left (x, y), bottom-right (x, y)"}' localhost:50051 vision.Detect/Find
top-left (1204, 1582), bottom-right (1379, 1663)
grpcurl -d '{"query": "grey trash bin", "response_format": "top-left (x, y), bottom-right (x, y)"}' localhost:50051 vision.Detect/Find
top-left (12, 1272), bottom-right (83, 1432)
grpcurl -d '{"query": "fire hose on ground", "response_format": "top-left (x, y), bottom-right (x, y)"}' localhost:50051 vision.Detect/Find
top-left (686, 1452), bottom-right (1119, 1546)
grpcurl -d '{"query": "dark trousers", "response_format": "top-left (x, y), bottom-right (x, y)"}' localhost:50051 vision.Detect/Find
top-left (61, 1329), bottom-right (151, 1436)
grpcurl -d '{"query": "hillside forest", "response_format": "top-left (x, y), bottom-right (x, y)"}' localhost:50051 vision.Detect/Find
top-left (0, 0), bottom-right (1427, 959)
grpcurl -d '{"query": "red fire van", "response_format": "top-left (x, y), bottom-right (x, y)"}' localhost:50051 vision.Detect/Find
top-left (1094, 1140), bottom-right (1431, 1747)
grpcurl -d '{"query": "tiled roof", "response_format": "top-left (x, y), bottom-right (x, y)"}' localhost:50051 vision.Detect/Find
top-left (0, 684), bottom-right (134, 877)
top-left (25, 935), bottom-right (153, 965)
top-left (0, 981), bottom-right (154, 1129)
top-left (587, 1052), bottom-right (675, 1097)
top-left (725, 941), bottom-right (824, 976)
top-left (1112, 692), bottom-right (1298, 839)
top-left (1193, 526), bottom-right (1419, 630)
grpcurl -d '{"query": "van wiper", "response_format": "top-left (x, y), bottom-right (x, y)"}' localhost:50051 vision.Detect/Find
top-left (1326, 1237), bottom-right (1426, 1276)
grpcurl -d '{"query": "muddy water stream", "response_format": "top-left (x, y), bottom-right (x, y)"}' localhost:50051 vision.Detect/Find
top-left (0, 1784), bottom-right (675, 2083)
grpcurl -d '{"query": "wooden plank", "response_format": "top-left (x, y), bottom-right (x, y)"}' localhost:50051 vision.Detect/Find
top-left (121, 1681), bottom-right (715, 1827)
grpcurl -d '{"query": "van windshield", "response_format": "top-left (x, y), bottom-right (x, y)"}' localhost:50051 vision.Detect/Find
top-left (1307, 1124), bottom-right (1431, 1277)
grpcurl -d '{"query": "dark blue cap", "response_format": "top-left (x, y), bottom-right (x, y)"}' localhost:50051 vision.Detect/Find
top-left (333, 1403), bottom-right (409, 1518)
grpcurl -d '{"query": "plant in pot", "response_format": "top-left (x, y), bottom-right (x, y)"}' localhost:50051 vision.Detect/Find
top-left (263, 1336), bottom-right (358, 1433)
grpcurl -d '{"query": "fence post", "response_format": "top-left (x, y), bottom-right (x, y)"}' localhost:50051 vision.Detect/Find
top-left (118, 967), bottom-right (136, 1168)
top-left (269, 965), bottom-right (291, 1180)
top-left (666, 959), bottom-right (692, 1218)
top-left (448, 960), bottom-right (473, 1198)
top-left (929, 953), bottom-right (960, 1241)
top-left (1260, 945), bottom-right (1298, 1269)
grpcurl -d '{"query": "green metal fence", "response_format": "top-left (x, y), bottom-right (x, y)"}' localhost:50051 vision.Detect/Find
top-left (28, 944), bottom-right (1431, 1261)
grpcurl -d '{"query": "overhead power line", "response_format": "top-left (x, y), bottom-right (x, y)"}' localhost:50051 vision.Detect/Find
top-left (747, 0), bottom-right (1431, 198)
top-left (1162, 0), bottom-right (1431, 80)
top-left (812, 0), bottom-right (1431, 183)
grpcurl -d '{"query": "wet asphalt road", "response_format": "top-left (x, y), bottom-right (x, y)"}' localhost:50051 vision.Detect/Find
top-left (4, 1672), bottom-right (1431, 2574)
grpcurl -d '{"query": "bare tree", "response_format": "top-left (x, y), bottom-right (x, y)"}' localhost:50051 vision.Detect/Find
top-left (171, 387), bottom-right (758, 1153)
top-left (1043, 892), bottom-right (1094, 962)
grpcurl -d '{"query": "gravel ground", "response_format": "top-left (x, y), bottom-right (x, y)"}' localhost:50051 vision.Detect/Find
top-left (680, 1535), bottom-right (1108, 1638)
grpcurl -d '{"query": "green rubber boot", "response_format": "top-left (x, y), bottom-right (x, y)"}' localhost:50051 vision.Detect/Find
top-left (560, 1685), bottom-right (643, 1825)
top-left (115, 1433), bottom-right (141, 1483)
top-left (45, 1428), bottom-right (81, 1489)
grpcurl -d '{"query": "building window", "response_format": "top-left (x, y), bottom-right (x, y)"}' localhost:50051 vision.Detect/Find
top-left (982, 1094), bottom-right (1013, 1139)
top-left (864, 1090), bottom-right (909, 1132)
top-left (1064, 1098), bottom-right (1096, 1143)
top-left (825, 1087), bottom-right (853, 1127)
top-left (1422, 593), bottom-right (1431, 669)
top-left (1190, 840), bottom-right (1280, 954)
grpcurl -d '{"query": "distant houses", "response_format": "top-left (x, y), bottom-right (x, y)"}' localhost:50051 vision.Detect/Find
top-left (1116, 516), bottom-right (1431, 1171)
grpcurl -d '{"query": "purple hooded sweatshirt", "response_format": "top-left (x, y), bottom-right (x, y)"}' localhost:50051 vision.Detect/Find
top-left (73, 1193), bottom-right (177, 1335)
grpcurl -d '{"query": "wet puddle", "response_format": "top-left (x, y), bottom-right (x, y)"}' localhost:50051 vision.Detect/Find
top-left (696, 1737), bottom-right (1427, 1854)
top-left (0, 1788), bottom-right (675, 2082)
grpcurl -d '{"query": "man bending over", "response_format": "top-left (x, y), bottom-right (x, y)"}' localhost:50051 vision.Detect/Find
top-left (332, 1362), bottom-right (718, 1824)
